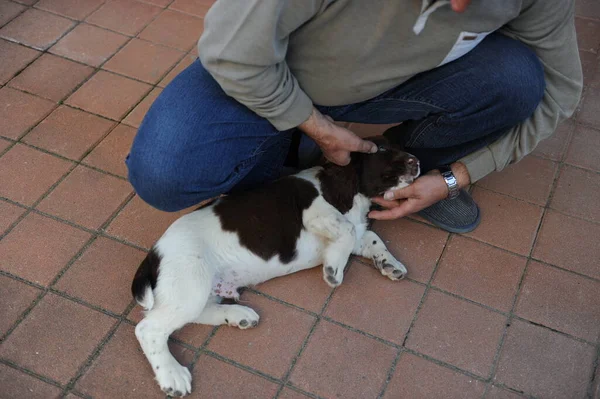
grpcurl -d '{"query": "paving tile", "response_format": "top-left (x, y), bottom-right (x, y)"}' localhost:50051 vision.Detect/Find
top-left (0, 213), bottom-right (91, 285)
top-left (532, 119), bottom-right (574, 161)
top-left (0, 144), bottom-right (73, 205)
top-left (49, 23), bottom-right (128, 67)
top-left (495, 319), bottom-right (595, 398)
top-left (577, 0), bottom-right (600, 21)
top-left (0, 8), bottom-right (74, 50)
top-left (35, 0), bottom-right (104, 20)
top-left (0, 0), bottom-right (25, 27)
top-left (515, 261), bottom-right (600, 342)
top-left (86, 0), bottom-right (162, 36)
top-left (169, 0), bottom-right (213, 17)
top-left (0, 200), bottom-right (26, 235)
top-left (189, 355), bottom-right (279, 399)
top-left (486, 385), bottom-right (527, 399)
top-left (565, 124), bottom-right (600, 172)
top-left (465, 188), bottom-right (543, 256)
top-left (580, 50), bottom-right (600, 87)
top-left (66, 70), bottom-right (152, 120)
top-left (105, 194), bottom-right (190, 248)
top-left (37, 165), bottom-right (133, 229)
top-left (170, 322), bottom-right (213, 348)
top-left (371, 218), bottom-right (448, 283)
top-left (139, 0), bottom-right (169, 7)
top-left (433, 236), bottom-right (526, 312)
top-left (0, 293), bottom-right (116, 384)
top-left (76, 323), bottom-right (193, 398)
top-left (82, 123), bottom-right (135, 177)
top-left (103, 38), bottom-right (184, 84)
top-left (0, 86), bottom-right (55, 139)
top-left (383, 353), bottom-right (485, 399)
top-left (138, 9), bottom-right (203, 51)
top-left (290, 320), bottom-right (396, 399)
top-left (579, 86), bottom-right (600, 128)
top-left (208, 292), bottom-right (315, 378)
top-left (550, 165), bottom-right (600, 223)
top-left (0, 39), bottom-right (40, 84)
top-left (0, 137), bottom-right (10, 152)
top-left (158, 51), bottom-right (196, 87)
top-left (405, 290), bottom-right (506, 377)
top-left (256, 266), bottom-right (332, 314)
top-left (477, 156), bottom-right (557, 206)
top-left (23, 105), bottom-right (116, 160)
top-left (8, 53), bottom-right (94, 101)
top-left (576, 17), bottom-right (600, 53)
top-left (533, 210), bottom-right (600, 280)
top-left (324, 260), bottom-right (424, 344)
top-left (277, 388), bottom-right (312, 399)
top-left (122, 86), bottom-right (162, 127)
top-left (54, 237), bottom-right (146, 314)
top-left (0, 275), bottom-right (40, 335)
top-left (0, 364), bottom-right (62, 399)
top-left (593, 366), bottom-right (600, 399)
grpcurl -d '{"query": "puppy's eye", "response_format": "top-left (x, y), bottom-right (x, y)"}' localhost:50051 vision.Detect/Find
top-left (378, 146), bottom-right (387, 152)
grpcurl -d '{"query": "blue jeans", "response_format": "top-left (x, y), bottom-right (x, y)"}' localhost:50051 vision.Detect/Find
top-left (126, 33), bottom-right (544, 212)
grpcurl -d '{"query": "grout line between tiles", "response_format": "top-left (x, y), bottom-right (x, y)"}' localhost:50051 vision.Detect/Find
top-left (376, 348), bottom-right (403, 399)
top-left (0, 1), bottom-right (30, 30)
top-left (0, 358), bottom-right (65, 389)
top-left (587, 345), bottom-right (600, 399)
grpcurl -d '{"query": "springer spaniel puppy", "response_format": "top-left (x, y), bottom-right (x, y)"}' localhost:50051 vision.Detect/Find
top-left (131, 136), bottom-right (420, 396)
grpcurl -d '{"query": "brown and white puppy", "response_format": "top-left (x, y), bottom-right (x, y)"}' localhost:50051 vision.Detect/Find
top-left (131, 136), bottom-right (419, 396)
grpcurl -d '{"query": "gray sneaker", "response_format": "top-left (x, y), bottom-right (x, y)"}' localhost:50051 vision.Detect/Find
top-left (417, 189), bottom-right (481, 233)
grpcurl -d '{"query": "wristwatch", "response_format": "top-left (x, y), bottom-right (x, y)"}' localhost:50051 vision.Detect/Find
top-left (439, 165), bottom-right (460, 200)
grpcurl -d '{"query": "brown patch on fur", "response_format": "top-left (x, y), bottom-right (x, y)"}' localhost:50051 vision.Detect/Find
top-left (214, 176), bottom-right (319, 264)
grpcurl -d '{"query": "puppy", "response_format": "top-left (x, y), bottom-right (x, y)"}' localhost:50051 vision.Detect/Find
top-left (131, 136), bottom-right (420, 396)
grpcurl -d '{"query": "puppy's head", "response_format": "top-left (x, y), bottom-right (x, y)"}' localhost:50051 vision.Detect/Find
top-left (356, 136), bottom-right (420, 197)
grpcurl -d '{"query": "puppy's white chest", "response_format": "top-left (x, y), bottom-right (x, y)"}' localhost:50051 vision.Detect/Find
top-left (344, 194), bottom-right (371, 226)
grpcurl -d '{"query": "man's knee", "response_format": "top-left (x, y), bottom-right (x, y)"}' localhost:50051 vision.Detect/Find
top-left (492, 36), bottom-right (546, 123)
top-left (126, 150), bottom-right (195, 212)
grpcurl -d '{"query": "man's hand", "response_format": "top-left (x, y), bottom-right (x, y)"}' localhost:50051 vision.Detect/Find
top-left (368, 162), bottom-right (471, 221)
top-left (451, 0), bottom-right (471, 13)
top-left (298, 108), bottom-right (377, 166)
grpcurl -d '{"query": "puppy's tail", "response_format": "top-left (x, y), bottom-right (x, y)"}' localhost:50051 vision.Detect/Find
top-left (131, 247), bottom-right (160, 311)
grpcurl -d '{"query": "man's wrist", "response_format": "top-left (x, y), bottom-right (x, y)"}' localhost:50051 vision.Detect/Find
top-left (449, 162), bottom-right (471, 189)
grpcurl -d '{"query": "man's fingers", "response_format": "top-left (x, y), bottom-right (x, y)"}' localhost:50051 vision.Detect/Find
top-left (368, 206), bottom-right (410, 221)
top-left (326, 150), bottom-right (351, 166)
top-left (451, 0), bottom-right (470, 12)
top-left (371, 197), bottom-right (401, 209)
top-left (383, 185), bottom-right (415, 201)
top-left (347, 134), bottom-right (377, 154)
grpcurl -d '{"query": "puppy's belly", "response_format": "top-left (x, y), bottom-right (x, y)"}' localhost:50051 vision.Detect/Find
top-left (212, 230), bottom-right (324, 297)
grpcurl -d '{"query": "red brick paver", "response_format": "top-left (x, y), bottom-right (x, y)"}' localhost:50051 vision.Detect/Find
top-left (1, 1), bottom-right (599, 398)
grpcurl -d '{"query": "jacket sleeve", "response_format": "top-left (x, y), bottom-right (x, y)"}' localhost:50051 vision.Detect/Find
top-left (198, 0), bottom-right (322, 131)
top-left (460, 0), bottom-right (583, 182)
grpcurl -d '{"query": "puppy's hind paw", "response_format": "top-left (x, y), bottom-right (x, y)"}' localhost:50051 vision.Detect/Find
top-left (225, 305), bottom-right (260, 329)
top-left (156, 361), bottom-right (192, 397)
top-left (323, 265), bottom-right (343, 287)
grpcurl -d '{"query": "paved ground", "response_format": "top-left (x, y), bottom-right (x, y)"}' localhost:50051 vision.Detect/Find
top-left (1, 1), bottom-right (600, 398)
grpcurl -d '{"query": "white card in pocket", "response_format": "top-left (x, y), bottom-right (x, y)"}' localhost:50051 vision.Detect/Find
top-left (439, 31), bottom-right (491, 66)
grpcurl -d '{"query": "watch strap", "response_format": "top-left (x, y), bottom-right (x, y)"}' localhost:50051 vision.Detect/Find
top-left (439, 165), bottom-right (460, 200)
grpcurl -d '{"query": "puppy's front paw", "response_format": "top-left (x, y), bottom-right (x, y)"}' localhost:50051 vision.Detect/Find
top-left (323, 265), bottom-right (343, 287)
top-left (156, 360), bottom-right (192, 397)
top-left (376, 257), bottom-right (407, 280)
